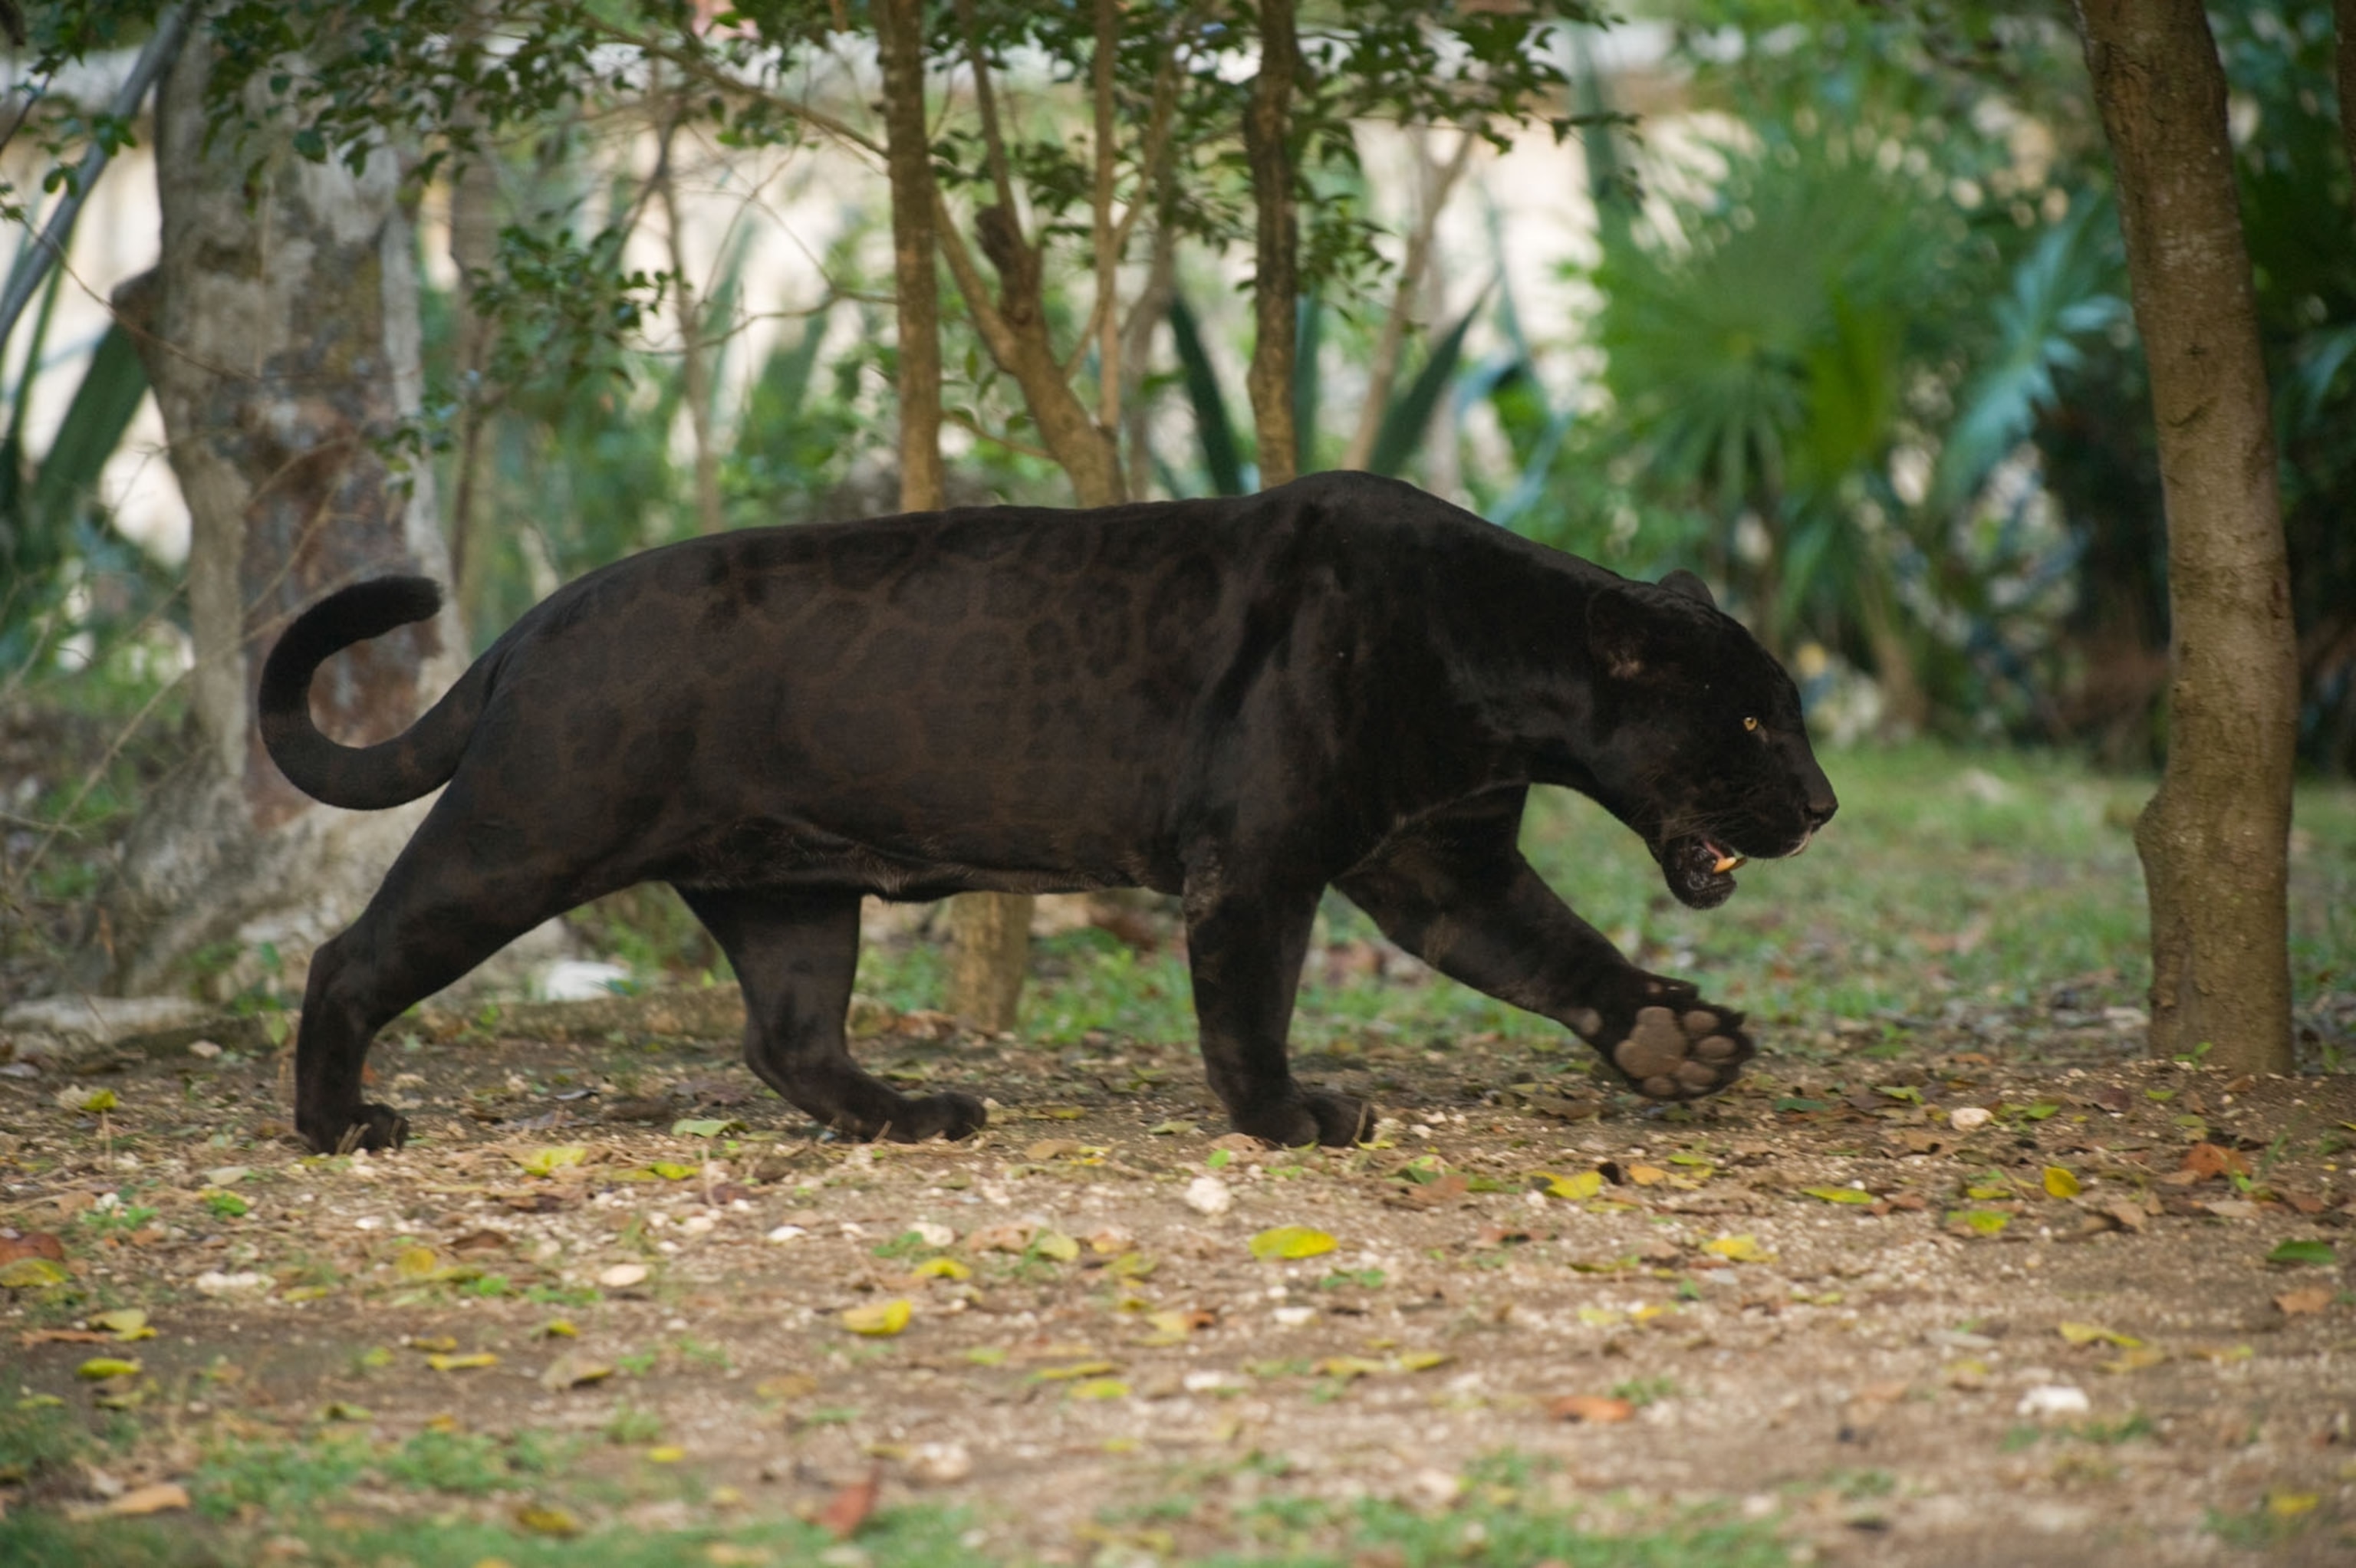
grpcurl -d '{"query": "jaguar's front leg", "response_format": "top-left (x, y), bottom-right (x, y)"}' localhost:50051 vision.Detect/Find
top-left (1335, 791), bottom-right (1753, 1102)
top-left (1182, 876), bottom-right (1372, 1148)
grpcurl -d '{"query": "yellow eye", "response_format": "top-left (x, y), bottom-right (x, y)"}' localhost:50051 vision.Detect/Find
top-left (1743, 716), bottom-right (1759, 731)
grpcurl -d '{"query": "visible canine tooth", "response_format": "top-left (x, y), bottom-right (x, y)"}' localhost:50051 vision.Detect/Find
top-left (1711, 853), bottom-right (1746, 874)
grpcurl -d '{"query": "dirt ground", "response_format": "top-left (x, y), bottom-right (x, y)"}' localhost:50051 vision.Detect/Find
top-left (2, 988), bottom-right (2354, 1565)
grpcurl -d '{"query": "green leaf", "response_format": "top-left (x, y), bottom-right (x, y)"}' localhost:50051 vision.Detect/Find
top-left (1167, 293), bottom-right (1242, 496)
top-left (1368, 282), bottom-right (1494, 478)
top-left (2266, 1239), bottom-right (2336, 1267)
top-left (1802, 1185), bottom-right (1876, 1205)
top-left (28, 324), bottom-right (146, 531)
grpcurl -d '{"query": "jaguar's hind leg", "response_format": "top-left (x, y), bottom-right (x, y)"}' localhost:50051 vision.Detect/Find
top-left (294, 804), bottom-right (587, 1153)
top-left (1334, 790), bottom-right (1754, 1102)
top-left (677, 888), bottom-right (985, 1141)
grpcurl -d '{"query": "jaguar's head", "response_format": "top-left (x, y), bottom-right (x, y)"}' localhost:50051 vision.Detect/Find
top-left (1581, 570), bottom-right (1838, 910)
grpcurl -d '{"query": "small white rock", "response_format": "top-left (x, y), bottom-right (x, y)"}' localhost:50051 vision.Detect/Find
top-left (187, 1040), bottom-right (223, 1060)
top-left (1407, 1468), bottom-right (1462, 1508)
top-left (1272, 1305), bottom-right (1315, 1328)
top-left (910, 1221), bottom-right (956, 1248)
top-left (908, 1441), bottom-right (973, 1484)
top-left (679, 1215), bottom-right (715, 1236)
top-left (597, 1262), bottom-right (650, 1288)
top-left (2015, 1383), bottom-right (2091, 1419)
top-left (765, 1224), bottom-right (808, 1244)
top-left (1183, 1370), bottom-right (1244, 1393)
top-left (1948, 1106), bottom-right (1993, 1132)
top-left (205, 1166), bottom-right (250, 1187)
top-left (192, 1271), bottom-right (271, 1296)
top-left (1183, 1175), bottom-right (1233, 1216)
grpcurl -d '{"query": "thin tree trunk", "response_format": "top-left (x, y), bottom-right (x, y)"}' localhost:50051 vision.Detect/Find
top-left (940, 0), bottom-right (1124, 509)
top-left (87, 28), bottom-right (466, 996)
top-left (1341, 132), bottom-right (1474, 474)
top-left (880, 0), bottom-right (943, 518)
top-left (881, 0), bottom-right (1032, 1030)
top-left (1120, 216), bottom-right (1180, 494)
top-left (1243, 0), bottom-right (1300, 487)
top-left (2077, 0), bottom-right (2297, 1073)
top-left (654, 110), bottom-right (723, 537)
top-left (445, 129), bottom-right (499, 610)
top-left (1091, 0), bottom-right (1122, 436)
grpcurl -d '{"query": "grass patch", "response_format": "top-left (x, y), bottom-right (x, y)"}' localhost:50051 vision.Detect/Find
top-left (1203, 1491), bottom-right (1788, 1566)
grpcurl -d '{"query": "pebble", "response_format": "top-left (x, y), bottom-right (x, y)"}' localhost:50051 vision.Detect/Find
top-left (597, 1263), bottom-right (650, 1288)
top-left (192, 1271), bottom-right (271, 1296)
top-left (1948, 1106), bottom-right (1993, 1131)
top-left (908, 1441), bottom-right (972, 1483)
top-left (2015, 1384), bottom-right (2090, 1418)
top-left (1183, 1175), bottom-right (1232, 1216)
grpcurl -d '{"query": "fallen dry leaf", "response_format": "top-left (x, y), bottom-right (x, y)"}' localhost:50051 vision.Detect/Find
top-left (966, 1222), bottom-right (1035, 1254)
top-left (2179, 1142), bottom-right (2248, 1181)
top-left (2274, 1285), bottom-right (2334, 1316)
top-left (538, 1350), bottom-right (615, 1391)
top-left (2057, 1321), bottom-right (2140, 1349)
top-left (1550, 1394), bottom-right (1636, 1424)
top-left (1249, 1225), bottom-right (1338, 1261)
top-left (100, 1482), bottom-right (189, 1517)
top-left (818, 1464), bottom-right (882, 1539)
top-left (841, 1297), bottom-right (912, 1336)
top-left (0, 1231), bottom-right (66, 1265)
top-left (514, 1503), bottom-right (582, 1537)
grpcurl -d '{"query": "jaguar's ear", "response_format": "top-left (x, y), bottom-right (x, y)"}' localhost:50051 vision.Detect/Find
top-left (1660, 569), bottom-right (1716, 609)
top-left (1586, 587), bottom-right (1653, 679)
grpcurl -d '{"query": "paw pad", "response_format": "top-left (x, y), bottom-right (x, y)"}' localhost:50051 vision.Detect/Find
top-left (1609, 1004), bottom-right (1749, 1100)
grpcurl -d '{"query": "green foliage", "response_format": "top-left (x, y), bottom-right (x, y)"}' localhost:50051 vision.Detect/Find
top-left (192, 1432), bottom-right (373, 1518)
top-left (0, 1400), bottom-right (86, 1487)
top-left (380, 1427), bottom-right (560, 1495)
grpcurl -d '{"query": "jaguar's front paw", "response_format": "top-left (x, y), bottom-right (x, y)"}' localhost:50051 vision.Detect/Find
top-left (1230, 1088), bottom-right (1374, 1149)
top-left (884, 1091), bottom-right (989, 1142)
top-left (1594, 994), bottom-right (1752, 1100)
top-left (301, 1102), bottom-right (410, 1155)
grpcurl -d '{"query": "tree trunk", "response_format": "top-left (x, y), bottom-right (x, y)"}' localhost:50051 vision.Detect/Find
top-left (2077, 0), bottom-right (2297, 1074)
top-left (81, 30), bottom-right (467, 998)
top-left (444, 127), bottom-right (500, 614)
top-left (1243, 0), bottom-right (1300, 487)
top-left (880, 0), bottom-right (1031, 1030)
top-left (939, 0), bottom-right (1125, 511)
top-left (654, 109), bottom-right (724, 537)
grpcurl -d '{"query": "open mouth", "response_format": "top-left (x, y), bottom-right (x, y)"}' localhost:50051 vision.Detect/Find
top-left (1660, 834), bottom-right (1745, 909)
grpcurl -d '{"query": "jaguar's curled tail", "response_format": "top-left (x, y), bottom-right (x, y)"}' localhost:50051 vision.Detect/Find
top-left (258, 577), bottom-right (490, 810)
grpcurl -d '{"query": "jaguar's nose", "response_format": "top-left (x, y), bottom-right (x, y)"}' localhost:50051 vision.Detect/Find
top-left (1808, 791), bottom-right (1838, 829)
